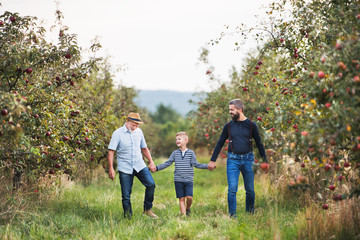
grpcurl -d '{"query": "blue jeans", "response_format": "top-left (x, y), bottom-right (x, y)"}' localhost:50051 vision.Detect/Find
top-left (227, 152), bottom-right (255, 216)
top-left (119, 167), bottom-right (155, 218)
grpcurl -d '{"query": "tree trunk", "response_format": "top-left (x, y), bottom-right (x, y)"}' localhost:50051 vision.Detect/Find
top-left (12, 169), bottom-right (23, 191)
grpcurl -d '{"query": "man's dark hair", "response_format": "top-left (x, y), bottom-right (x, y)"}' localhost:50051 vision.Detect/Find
top-left (229, 99), bottom-right (244, 110)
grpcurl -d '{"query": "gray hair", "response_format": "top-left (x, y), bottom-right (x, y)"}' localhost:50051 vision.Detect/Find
top-left (229, 99), bottom-right (244, 110)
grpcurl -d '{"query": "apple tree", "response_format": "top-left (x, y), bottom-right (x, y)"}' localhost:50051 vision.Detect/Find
top-left (0, 10), bottom-right (104, 189)
top-left (192, 0), bottom-right (360, 205)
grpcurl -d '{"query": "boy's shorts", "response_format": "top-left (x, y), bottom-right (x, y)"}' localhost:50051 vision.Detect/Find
top-left (174, 181), bottom-right (193, 198)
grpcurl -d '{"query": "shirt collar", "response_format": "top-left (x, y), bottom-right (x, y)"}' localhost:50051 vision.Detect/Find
top-left (122, 123), bottom-right (138, 133)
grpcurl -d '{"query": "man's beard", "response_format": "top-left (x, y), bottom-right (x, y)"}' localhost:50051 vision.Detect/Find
top-left (231, 112), bottom-right (240, 121)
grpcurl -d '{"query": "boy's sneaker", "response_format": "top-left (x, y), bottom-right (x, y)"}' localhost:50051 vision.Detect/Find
top-left (186, 208), bottom-right (191, 216)
top-left (229, 213), bottom-right (237, 219)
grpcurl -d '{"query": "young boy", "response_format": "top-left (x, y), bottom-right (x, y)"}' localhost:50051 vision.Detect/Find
top-left (154, 132), bottom-right (208, 216)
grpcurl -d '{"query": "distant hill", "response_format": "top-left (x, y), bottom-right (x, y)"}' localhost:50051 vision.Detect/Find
top-left (135, 90), bottom-right (202, 116)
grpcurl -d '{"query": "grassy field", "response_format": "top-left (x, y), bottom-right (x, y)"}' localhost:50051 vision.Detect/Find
top-left (1, 157), bottom-right (356, 240)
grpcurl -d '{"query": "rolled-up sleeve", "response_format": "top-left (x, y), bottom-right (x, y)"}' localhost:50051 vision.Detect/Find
top-left (140, 130), bottom-right (147, 148)
top-left (108, 130), bottom-right (120, 150)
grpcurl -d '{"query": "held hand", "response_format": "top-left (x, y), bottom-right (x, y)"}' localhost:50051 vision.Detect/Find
top-left (148, 162), bottom-right (156, 172)
top-left (109, 168), bottom-right (115, 180)
top-left (208, 161), bottom-right (216, 171)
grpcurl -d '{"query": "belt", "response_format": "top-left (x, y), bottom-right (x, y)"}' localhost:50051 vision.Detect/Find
top-left (228, 152), bottom-right (253, 160)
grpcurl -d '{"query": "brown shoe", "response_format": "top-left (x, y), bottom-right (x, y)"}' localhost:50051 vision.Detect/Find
top-left (143, 209), bottom-right (158, 219)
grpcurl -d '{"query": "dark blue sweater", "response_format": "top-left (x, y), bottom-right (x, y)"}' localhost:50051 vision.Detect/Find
top-left (210, 119), bottom-right (267, 162)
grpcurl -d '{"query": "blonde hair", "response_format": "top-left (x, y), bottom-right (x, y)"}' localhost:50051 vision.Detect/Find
top-left (176, 132), bottom-right (188, 141)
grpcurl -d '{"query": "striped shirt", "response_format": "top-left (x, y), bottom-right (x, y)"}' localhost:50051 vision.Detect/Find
top-left (156, 149), bottom-right (208, 182)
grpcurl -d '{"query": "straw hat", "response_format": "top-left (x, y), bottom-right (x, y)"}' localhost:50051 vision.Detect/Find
top-left (127, 112), bottom-right (143, 124)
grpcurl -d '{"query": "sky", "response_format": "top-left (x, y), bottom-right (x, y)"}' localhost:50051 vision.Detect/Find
top-left (1, 0), bottom-right (270, 92)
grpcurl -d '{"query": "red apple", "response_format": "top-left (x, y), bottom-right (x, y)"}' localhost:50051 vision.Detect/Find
top-left (55, 163), bottom-right (61, 169)
top-left (46, 131), bottom-right (51, 137)
top-left (324, 164), bottom-right (331, 172)
top-left (329, 185), bottom-right (335, 191)
top-left (309, 71), bottom-right (315, 78)
top-left (258, 61), bottom-right (263, 65)
top-left (70, 80), bottom-right (75, 86)
top-left (275, 102), bottom-right (279, 106)
top-left (10, 16), bottom-right (16, 22)
top-left (0, 21), bottom-right (4, 27)
top-left (25, 68), bottom-right (33, 74)
top-left (337, 61), bottom-right (346, 70)
top-left (255, 66), bottom-right (260, 70)
top-left (301, 163), bottom-right (306, 168)
top-left (65, 53), bottom-right (72, 59)
top-left (49, 169), bottom-right (55, 174)
top-left (332, 194), bottom-right (342, 201)
top-left (1, 108), bottom-right (8, 116)
top-left (253, 71), bottom-right (258, 75)
top-left (353, 75), bottom-right (360, 83)
top-left (272, 78), bottom-right (277, 82)
top-left (280, 38), bottom-right (284, 42)
top-left (257, 117), bottom-right (262, 121)
top-left (344, 162), bottom-right (350, 168)
top-left (301, 131), bottom-right (308, 136)
top-left (293, 124), bottom-right (298, 129)
top-left (270, 128), bottom-right (275, 132)
top-left (63, 136), bottom-right (69, 141)
top-left (335, 43), bottom-right (342, 50)
top-left (338, 175), bottom-right (344, 182)
top-left (243, 87), bottom-right (248, 91)
top-left (322, 204), bottom-right (329, 210)
top-left (260, 163), bottom-right (269, 172)
top-left (205, 133), bottom-right (209, 137)
top-left (318, 71), bottom-right (325, 78)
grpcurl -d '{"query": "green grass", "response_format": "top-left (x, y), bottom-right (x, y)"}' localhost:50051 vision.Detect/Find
top-left (0, 157), bottom-right (302, 239)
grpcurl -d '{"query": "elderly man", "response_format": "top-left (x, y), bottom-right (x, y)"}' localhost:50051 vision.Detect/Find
top-left (108, 112), bottom-right (158, 219)
top-left (208, 99), bottom-right (268, 218)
